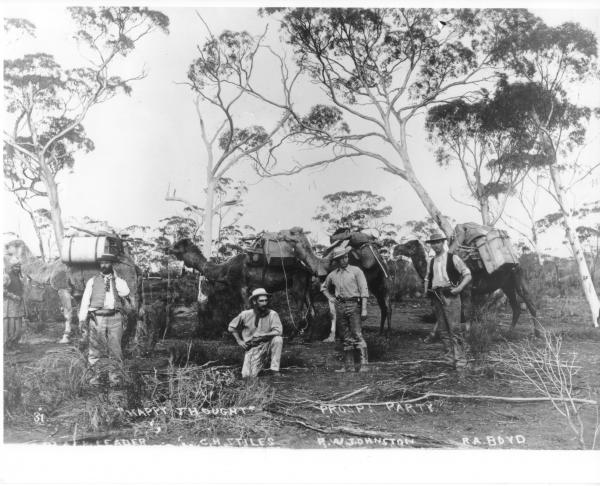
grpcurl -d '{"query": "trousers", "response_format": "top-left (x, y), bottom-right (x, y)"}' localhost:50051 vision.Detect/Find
top-left (4, 317), bottom-right (24, 348)
top-left (242, 336), bottom-right (283, 378)
top-left (335, 301), bottom-right (367, 352)
top-left (431, 291), bottom-right (466, 367)
top-left (88, 314), bottom-right (123, 366)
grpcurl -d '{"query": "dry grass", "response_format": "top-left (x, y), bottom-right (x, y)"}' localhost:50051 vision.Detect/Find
top-left (496, 328), bottom-right (600, 449)
top-left (4, 346), bottom-right (87, 421)
top-left (4, 342), bottom-right (278, 441)
top-left (465, 308), bottom-right (500, 359)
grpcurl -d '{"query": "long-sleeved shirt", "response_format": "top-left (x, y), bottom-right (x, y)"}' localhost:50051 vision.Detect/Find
top-left (227, 309), bottom-right (283, 343)
top-left (321, 265), bottom-right (369, 299)
top-left (430, 251), bottom-right (471, 289)
top-left (78, 272), bottom-right (130, 321)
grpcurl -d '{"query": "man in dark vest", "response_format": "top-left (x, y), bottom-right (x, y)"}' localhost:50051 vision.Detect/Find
top-left (78, 254), bottom-right (131, 385)
top-left (424, 232), bottom-right (472, 369)
top-left (3, 256), bottom-right (25, 349)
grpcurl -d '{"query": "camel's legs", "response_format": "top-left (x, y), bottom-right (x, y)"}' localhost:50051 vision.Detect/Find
top-left (57, 289), bottom-right (73, 344)
top-left (375, 286), bottom-right (390, 335)
top-left (503, 285), bottom-right (522, 330)
top-left (323, 300), bottom-right (336, 342)
top-left (514, 273), bottom-right (541, 336)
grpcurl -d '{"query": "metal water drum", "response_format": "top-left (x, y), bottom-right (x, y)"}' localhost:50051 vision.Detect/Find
top-left (475, 229), bottom-right (518, 274)
top-left (61, 236), bottom-right (117, 264)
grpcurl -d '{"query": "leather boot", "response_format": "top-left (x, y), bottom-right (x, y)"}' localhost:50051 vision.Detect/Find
top-left (355, 347), bottom-right (369, 372)
top-left (336, 350), bottom-right (354, 372)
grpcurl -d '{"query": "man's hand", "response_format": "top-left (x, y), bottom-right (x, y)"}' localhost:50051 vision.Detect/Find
top-left (236, 338), bottom-right (248, 351)
top-left (449, 287), bottom-right (461, 295)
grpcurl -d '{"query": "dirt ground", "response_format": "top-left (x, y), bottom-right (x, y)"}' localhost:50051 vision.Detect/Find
top-left (4, 296), bottom-right (600, 449)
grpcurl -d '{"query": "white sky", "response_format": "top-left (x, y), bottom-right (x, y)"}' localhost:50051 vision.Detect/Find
top-left (2, 4), bottom-right (600, 257)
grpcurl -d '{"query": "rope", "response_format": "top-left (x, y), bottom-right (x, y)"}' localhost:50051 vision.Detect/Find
top-left (366, 243), bottom-right (389, 279)
top-left (275, 240), bottom-right (308, 334)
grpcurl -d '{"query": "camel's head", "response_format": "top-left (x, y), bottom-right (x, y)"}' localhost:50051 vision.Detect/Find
top-left (393, 239), bottom-right (425, 260)
top-left (275, 226), bottom-right (313, 256)
top-left (277, 226), bottom-right (310, 246)
top-left (169, 238), bottom-right (196, 259)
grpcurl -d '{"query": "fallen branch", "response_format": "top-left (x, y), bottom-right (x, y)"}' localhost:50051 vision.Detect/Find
top-left (332, 386), bottom-right (369, 403)
top-left (270, 409), bottom-right (467, 448)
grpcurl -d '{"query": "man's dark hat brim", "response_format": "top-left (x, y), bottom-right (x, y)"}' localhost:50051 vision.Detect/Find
top-left (98, 254), bottom-right (118, 262)
top-left (425, 233), bottom-right (448, 243)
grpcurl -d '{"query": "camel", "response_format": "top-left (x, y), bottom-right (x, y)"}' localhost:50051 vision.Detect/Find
top-left (393, 239), bottom-right (540, 336)
top-left (168, 238), bottom-right (314, 333)
top-left (4, 239), bottom-right (143, 346)
top-left (276, 227), bottom-right (392, 335)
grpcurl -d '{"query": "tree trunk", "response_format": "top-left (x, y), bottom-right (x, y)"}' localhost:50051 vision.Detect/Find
top-left (549, 165), bottom-right (599, 328)
top-left (530, 224), bottom-right (544, 265)
top-left (404, 170), bottom-right (454, 237)
top-left (480, 197), bottom-right (491, 226)
top-left (203, 177), bottom-right (215, 257)
top-left (26, 210), bottom-right (46, 261)
top-left (41, 164), bottom-right (65, 259)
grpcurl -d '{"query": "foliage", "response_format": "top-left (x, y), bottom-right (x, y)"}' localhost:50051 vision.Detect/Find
top-left (313, 190), bottom-right (393, 234)
top-left (426, 79), bottom-right (553, 224)
top-left (3, 8), bottom-right (169, 251)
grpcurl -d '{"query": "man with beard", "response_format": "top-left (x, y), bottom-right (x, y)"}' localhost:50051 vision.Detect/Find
top-left (321, 246), bottom-right (370, 372)
top-left (3, 256), bottom-right (25, 349)
top-left (78, 254), bottom-right (131, 385)
top-left (228, 288), bottom-right (283, 378)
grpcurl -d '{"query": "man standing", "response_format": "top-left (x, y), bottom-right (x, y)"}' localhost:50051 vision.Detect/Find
top-left (3, 256), bottom-right (25, 349)
top-left (228, 288), bottom-right (283, 378)
top-left (424, 232), bottom-right (472, 369)
top-left (321, 246), bottom-right (370, 372)
top-left (78, 254), bottom-right (131, 385)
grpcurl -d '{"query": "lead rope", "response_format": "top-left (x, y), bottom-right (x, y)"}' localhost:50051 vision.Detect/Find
top-left (275, 240), bottom-right (307, 334)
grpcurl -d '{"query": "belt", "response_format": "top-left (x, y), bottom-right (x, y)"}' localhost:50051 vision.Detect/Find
top-left (431, 287), bottom-right (456, 297)
top-left (335, 297), bottom-right (362, 303)
top-left (92, 309), bottom-right (117, 317)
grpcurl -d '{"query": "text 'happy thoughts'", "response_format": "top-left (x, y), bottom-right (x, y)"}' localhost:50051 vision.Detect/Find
top-left (116, 406), bottom-right (256, 418)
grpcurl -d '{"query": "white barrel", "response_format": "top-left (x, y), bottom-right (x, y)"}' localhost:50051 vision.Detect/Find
top-left (61, 236), bottom-right (109, 264)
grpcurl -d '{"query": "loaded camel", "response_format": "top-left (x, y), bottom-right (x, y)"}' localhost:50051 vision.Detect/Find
top-left (393, 239), bottom-right (540, 336)
top-left (4, 239), bottom-right (143, 346)
top-left (277, 227), bottom-right (392, 336)
top-left (168, 238), bottom-right (314, 333)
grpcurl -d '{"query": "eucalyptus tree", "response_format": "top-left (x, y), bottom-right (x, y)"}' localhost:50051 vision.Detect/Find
top-left (184, 19), bottom-right (297, 255)
top-left (247, 8), bottom-right (541, 236)
top-left (3, 8), bottom-right (169, 257)
top-left (496, 19), bottom-right (600, 326)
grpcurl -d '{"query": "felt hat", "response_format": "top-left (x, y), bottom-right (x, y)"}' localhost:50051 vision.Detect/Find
top-left (331, 246), bottom-right (351, 260)
top-left (425, 232), bottom-right (447, 243)
top-left (97, 253), bottom-right (118, 263)
top-left (249, 288), bottom-right (270, 301)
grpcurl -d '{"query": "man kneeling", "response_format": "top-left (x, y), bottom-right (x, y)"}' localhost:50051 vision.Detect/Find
top-left (228, 288), bottom-right (283, 378)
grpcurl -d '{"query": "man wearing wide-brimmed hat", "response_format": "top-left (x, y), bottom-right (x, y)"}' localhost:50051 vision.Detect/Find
top-left (3, 256), bottom-right (25, 349)
top-left (78, 253), bottom-right (131, 385)
top-left (228, 288), bottom-right (283, 378)
top-left (321, 246), bottom-right (370, 372)
top-left (424, 232), bottom-right (472, 369)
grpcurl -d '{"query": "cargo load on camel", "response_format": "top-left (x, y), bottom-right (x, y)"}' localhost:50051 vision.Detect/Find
top-left (61, 235), bottom-right (123, 265)
top-left (450, 222), bottom-right (519, 274)
top-left (245, 231), bottom-right (300, 269)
